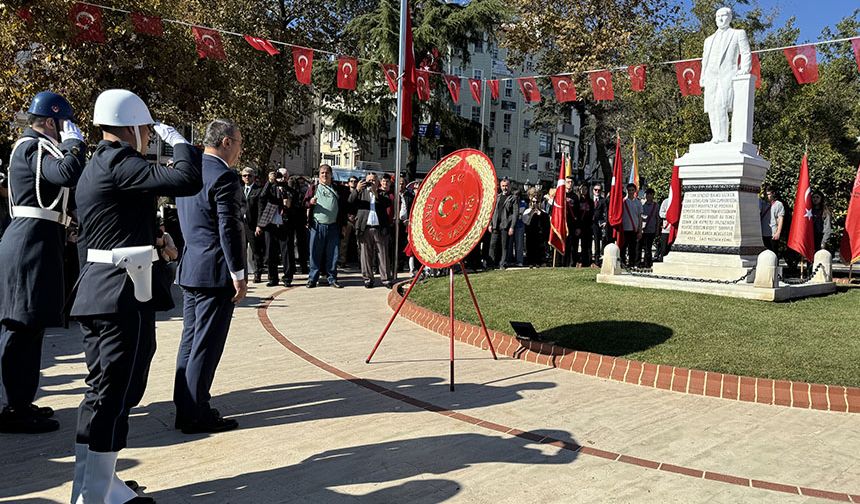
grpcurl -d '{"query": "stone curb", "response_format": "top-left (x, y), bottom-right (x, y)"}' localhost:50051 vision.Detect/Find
top-left (388, 285), bottom-right (860, 414)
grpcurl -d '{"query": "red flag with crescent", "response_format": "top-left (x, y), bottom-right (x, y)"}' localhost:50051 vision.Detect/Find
top-left (675, 60), bottom-right (702, 96)
top-left (784, 45), bottom-right (819, 84)
top-left (852, 38), bottom-right (860, 73)
top-left (381, 64), bottom-right (399, 93)
top-left (468, 78), bottom-right (482, 103)
top-left (589, 70), bottom-right (614, 101)
top-left (131, 12), bottom-right (163, 37)
top-left (548, 154), bottom-right (568, 254)
top-left (517, 77), bottom-right (540, 103)
top-left (292, 47), bottom-right (314, 85)
top-left (666, 165), bottom-right (682, 243)
top-left (192, 27), bottom-right (226, 60)
top-left (416, 70), bottom-right (431, 101)
top-left (337, 57), bottom-right (358, 90)
top-left (550, 76), bottom-right (577, 102)
top-left (787, 153), bottom-right (815, 262)
top-left (607, 136), bottom-right (624, 248)
top-left (628, 65), bottom-right (646, 92)
top-left (840, 162), bottom-right (860, 264)
top-left (444, 75), bottom-right (461, 104)
top-left (244, 35), bottom-right (279, 56)
top-left (401, 2), bottom-right (416, 140)
top-left (70, 3), bottom-right (105, 44)
top-left (487, 80), bottom-right (499, 100)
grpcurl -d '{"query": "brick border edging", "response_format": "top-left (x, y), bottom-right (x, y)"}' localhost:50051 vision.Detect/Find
top-left (388, 286), bottom-right (860, 414)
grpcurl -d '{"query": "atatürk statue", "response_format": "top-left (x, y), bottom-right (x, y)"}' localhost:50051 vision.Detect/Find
top-left (700, 7), bottom-right (752, 143)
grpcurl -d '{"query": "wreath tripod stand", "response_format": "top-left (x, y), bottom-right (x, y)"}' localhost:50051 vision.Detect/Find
top-left (365, 263), bottom-right (498, 391)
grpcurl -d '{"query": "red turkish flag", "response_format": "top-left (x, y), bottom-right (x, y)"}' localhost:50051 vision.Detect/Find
top-left (675, 60), bottom-right (702, 96)
top-left (444, 75), bottom-right (461, 104)
top-left (337, 57), bottom-right (358, 90)
top-left (401, 4), bottom-right (416, 140)
top-left (665, 165), bottom-right (682, 243)
top-left (589, 70), bottom-right (614, 101)
top-left (840, 162), bottom-right (860, 264)
top-left (131, 12), bottom-right (163, 37)
top-left (550, 76), bottom-right (577, 102)
top-left (70, 3), bottom-right (105, 44)
top-left (607, 136), bottom-right (624, 248)
top-left (416, 70), bottom-right (431, 101)
top-left (487, 80), bottom-right (499, 100)
top-left (628, 65), bottom-right (646, 92)
top-left (784, 45), bottom-right (819, 84)
top-left (292, 47), bottom-right (314, 85)
top-left (381, 64), bottom-right (399, 93)
top-left (750, 53), bottom-right (762, 89)
top-left (244, 35), bottom-right (279, 56)
top-left (787, 153), bottom-right (815, 262)
top-left (850, 38), bottom-right (860, 73)
top-left (517, 77), bottom-right (540, 103)
top-left (548, 154), bottom-right (568, 254)
top-left (468, 78), bottom-right (482, 103)
top-left (192, 27), bottom-right (225, 60)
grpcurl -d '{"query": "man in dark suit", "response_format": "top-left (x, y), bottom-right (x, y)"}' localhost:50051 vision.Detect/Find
top-left (240, 167), bottom-right (264, 283)
top-left (592, 183), bottom-right (608, 265)
top-left (71, 89), bottom-right (201, 503)
top-left (174, 119), bottom-right (246, 435)
top-left (257, 169), bottom-right (299, 287)
top-left (0, 92), bottom-right (86, 434)
top-left (489, 178), bottom-right (518, 269)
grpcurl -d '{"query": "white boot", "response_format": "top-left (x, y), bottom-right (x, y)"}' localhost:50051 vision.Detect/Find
top-left (107, 471), bottom-right (138, 503)
top-left (70, 443), bottom-right (88, 504)
top-left (77, 450), bottom-right (117, 504)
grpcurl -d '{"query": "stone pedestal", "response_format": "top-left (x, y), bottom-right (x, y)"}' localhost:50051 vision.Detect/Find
top-left (651, 141), bottom-right (770, 280)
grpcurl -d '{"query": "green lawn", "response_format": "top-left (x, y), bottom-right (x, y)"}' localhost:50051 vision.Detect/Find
top-left (408, 269), bottom-right (860, 387)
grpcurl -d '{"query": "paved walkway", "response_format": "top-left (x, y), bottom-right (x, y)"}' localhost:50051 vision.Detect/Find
top-left (2, 271), bottom-right (859, 503)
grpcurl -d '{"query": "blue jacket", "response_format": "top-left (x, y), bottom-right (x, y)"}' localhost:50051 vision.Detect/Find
top-left (176, 153), bottom-right (245, 289)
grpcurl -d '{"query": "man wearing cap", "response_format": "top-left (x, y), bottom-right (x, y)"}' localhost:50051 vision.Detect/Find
top-left (0, 91), bottom-right (87, 434)
top-left (70, 89), bottom-right (202, 503)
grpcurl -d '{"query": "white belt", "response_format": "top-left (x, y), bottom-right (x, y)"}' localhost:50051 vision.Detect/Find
top-left (10, 206), bottom-right (72, 227)
top-left (87, 246), bottom-right (159, 302)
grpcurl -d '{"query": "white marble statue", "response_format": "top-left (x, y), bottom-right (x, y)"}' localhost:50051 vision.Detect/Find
top-left (699, 7), bottom-right (752, 143)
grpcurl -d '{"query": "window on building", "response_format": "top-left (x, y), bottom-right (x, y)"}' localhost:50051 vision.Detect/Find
top-left (454, 104), bottom-right (462, 116)
top-left (503, 113), bottom-right (511, 133)
top-left (523, 119), bottom-right (530, 138)
top-left (489, 111), bottom-right (496, 131)
top-left (380, 137), bottom-right (389, 158)
top-left (471, 106), bottom-right (481, 123)
top-left (539, 133), bottom-right (552, 157)
top-left (522, 152), bottom-right (529, 167)
top-left (504, 80), bottom-right (513, 98)
top-left (474, 39), bottom-right (483, 53)
top-left (488, 146), bottom-right (495, 159)
top-left (502, 148), bottom-right (511, 168)
top-left (473, 69), bottom-right (483, 80)
top-left (453, 67), bottom-right (462, 77)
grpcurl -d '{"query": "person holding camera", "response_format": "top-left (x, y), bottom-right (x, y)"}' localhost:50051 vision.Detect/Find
top-left (257, 168), bottom-right (298, 287)
top-left (350, 172), bottom-right (394, 288)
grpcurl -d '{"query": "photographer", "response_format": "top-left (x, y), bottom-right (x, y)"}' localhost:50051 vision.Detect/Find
top-left (257, 168), bottom-right (298, 287)
top-left (350, 172), bottom-right (393, 288)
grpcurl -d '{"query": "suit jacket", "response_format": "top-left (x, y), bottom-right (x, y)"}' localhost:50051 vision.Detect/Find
top-left (491, 191), bottom-right (518, 231)
top-left (176, 154), bottom-right (245, 289)
top-left (241, 182), bottom-right (263, 229)
top-left (71, 142), bottom-right (202, 316)
top-left (350, 187), bottom-right (392, 234)
top-left (701, 27), bottom-right (751, 113)
top-left (593, 196), bottom-right (608, 226)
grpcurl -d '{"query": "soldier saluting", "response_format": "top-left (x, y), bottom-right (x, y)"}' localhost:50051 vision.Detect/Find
top-left (0, 92), bottom-right (87, 434)
top-left (69, 89), bottom-right (202, 504)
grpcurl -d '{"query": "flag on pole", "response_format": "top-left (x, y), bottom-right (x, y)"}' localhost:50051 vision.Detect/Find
top-left (550, 76), bottom-right (577, 102)
top-left (292, 47), bottom-right (314, 85)
top-left (784, 45), bottom-right (819, 84)
top-left (840, 162), bottom-right (860, 264)
top-left (675, 60), bottom-right (702, 96)
top-left (192, 27), bottom-right (226, 60)
top-left (488, 80), bottom-right (499, 100)
top-left (628, 65), bottom-right (646, 92)
top-left (337, 56), bottom-right (358, 90)
top-left (607, 135), bottom-right (625, 249)
top-left (382, 64), bottom-right (399, 92)
top-left (548, 154), bottom-right (568, 254)
top-left (666, 164), bottom-right (682, 243)
top-left (517, 77), bottom-right (541, 103)
top-left (244, 35), bottom-right (279, 56)
top-left (787, 152), bottom-right (815, 262)
top-left (468, 78), bottom-right (482, 103)
top-left (589, 70), bottom-right (614, 101)
top-left (70, 3), bottom-right (105, 44)
top-left (852, 38), bottom-right (860, 73)
top-left (416, 70), bottom-right (431, 101)
top-left (131, 12), bottom-right (163, 37)
top-left (444, 75), bottom-right (461, 103)
top-left (628, 138), bottom-right (640, 190)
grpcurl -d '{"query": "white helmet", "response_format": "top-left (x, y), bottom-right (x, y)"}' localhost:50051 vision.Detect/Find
top-left (93, 89), bottom-right (153, 127)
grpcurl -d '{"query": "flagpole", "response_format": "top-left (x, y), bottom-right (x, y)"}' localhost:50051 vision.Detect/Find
top-left (393, 0), bottom-right (408, 282)
top-left (479, 77), bottom-right (487, 152)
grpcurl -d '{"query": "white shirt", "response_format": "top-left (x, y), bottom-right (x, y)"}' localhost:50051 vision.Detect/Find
top-left (367, 193), bottom-right (380, 226)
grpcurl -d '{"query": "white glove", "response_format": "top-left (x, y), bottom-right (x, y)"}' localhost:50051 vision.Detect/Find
top-left (152, 122), bottom-right (188, 147)
top-left (60, 120), bottom-right (85, 142)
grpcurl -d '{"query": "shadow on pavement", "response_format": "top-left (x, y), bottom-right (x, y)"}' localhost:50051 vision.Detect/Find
top-left (151, 429), bottom-right (579, 503)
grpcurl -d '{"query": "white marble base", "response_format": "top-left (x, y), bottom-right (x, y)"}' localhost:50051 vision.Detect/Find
top-left (596, 274), bottom-right (836, 302)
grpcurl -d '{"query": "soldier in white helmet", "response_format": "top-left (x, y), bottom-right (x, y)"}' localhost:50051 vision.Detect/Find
top-left (69, 89), bottom-right (202, 503)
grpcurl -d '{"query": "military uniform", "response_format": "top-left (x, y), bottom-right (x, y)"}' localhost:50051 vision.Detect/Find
top-left (0, 127), bottom-right (85, 427)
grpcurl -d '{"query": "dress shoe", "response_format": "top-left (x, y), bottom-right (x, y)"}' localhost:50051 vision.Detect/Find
top-left (329, 280), bottom-right (343, 288)
top-left (180, 410), bottom-right (238, 434)
top-left (28, 403), bottom-right (54, 418)
top-left (266, 279), bottom-right (279, 287)
top-left (283, 278), bottom-right (293, 287)
top-left (0, 406), bottom-right (59, 433)
top-left (253, 274), bottom-right (262, 284)
top-left (306, 281), bottom-right (317, 288)
top-left (364, 281), bottom-right (374, 289)
top-left (381, 281), bottom-right (393, 289)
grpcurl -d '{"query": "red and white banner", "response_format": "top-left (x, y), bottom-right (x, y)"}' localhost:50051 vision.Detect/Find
top-left (666, 165), bottom-right (682, 243)
top-left (548, 154), bottom-right (568, 254)
top-left (784, 45), bottom-right (819, 84)
top-left (337, 57), bottom-right (358, 90)
top-left (589, 70), bottom-right (614, 101)
top-left (675, 60), bottom-right (702, 96)
top-left (244, 35), bottom-right (279, 56)
top-left (131, 12), bottom-right (163, 37)
top-left (292, 47), bottom-right (313, 85)
top-left (787, 153), bottom-right (815, 262)
top-left (70, 3), bottom-right (105, 44)
top-left (550, 76), bottom-right (577, 102)
top-left (851, 38), bottom-right (860, 73)
top-left (628, 65), bottom-right (646, 92)
top-left (381, 64), bottom-right (399, 93)
top-left (487, 79), bottom-right (499, 100)
top-left (416, 70), bottom-right (431, 101)
top-left (444, 75), bottom-right (461, 103)
top-left (192, 26), bottom-right (225, 60)
top-left (518, 77), bottom-right (540, 103)
top-left (840, 162), bottom-right (860, 264)
top-left (468, 78), bottom-right (482, 103)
